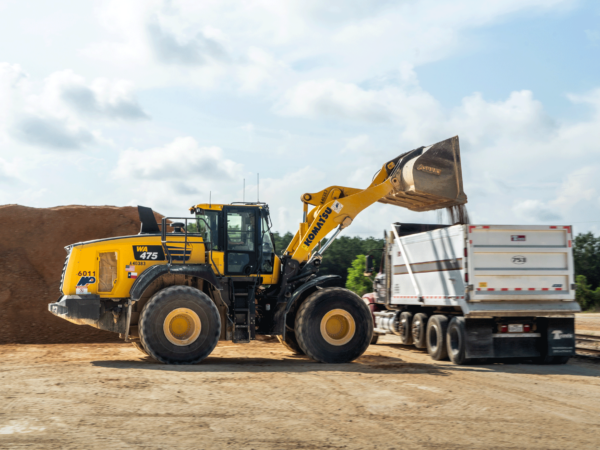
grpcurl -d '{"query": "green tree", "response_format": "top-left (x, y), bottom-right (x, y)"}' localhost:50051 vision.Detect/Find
top-left (575, 275), bottom-right (600, 311)
top-left (574, 232), bottom-right (600, 290)
top-left (345, 255), bottom-right (373, 297)
top-left (271, 231), bottom-right (294, 255)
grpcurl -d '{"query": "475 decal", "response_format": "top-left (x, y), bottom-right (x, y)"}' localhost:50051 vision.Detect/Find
top-left (132, 245), bottom-right (165, 261)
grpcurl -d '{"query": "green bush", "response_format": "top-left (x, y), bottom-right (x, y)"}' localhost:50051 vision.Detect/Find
top-left (345, 255), bottom-right (373, 297)
top-left (575, 275), bottom-right (600, 311)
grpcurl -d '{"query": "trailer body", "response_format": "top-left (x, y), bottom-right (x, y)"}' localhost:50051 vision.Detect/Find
top-left (369, 223), bottom-right (580, 363)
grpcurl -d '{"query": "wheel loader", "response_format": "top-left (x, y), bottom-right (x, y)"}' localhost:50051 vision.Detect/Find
top-left (48, 136), bottom-right (467, 364)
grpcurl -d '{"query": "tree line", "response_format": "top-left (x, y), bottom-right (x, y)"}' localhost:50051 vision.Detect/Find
top-left (274, 230), bottom-right (600, 311)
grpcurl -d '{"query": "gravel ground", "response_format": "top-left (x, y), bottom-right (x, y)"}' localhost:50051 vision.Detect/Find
top-left (1, 331), bottom-right (599, 449)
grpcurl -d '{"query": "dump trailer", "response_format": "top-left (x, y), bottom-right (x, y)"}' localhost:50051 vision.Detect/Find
top-left (364, 223), bottom-right (580, 364)
top-left (49, 136), bottom-right (467, 365)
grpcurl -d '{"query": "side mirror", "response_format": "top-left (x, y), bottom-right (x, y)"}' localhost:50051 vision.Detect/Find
top-left (364, 255), bottom-right (374, 275)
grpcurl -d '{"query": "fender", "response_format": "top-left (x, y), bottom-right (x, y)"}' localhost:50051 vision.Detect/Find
top-left (272, 275), bottom-right (342, 336)
top-left (129, 264), bottom-right (222, 301)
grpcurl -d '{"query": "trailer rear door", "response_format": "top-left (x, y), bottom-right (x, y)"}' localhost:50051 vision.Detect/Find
top-left (468, 225), bottom-right (575, 302)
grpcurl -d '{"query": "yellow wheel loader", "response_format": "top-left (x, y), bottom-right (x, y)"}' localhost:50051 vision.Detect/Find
top-left (49, 136), bottom-right (467, 364)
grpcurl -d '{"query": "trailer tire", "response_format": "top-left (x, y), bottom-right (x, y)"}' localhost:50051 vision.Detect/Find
top-left (553, 356), bottom-right (570, 364)
top-left (295, 287), bottom-right (372, 363)
top-left (278, 331), bottom-right (305, 355)
top-left (132, 341), bottom-right (148, 356)
top-left (426, 315), bottom-right (449, 361)
top-left (370, 334), bottom-right (379, 345)
top-left (139, 285), bottom-right (220, 365)
top-left (399, 312), bottom-right (413, 345)
top-left (446, 317), bottom-right (470, 365)
top-left (412, 313), bottom-right (428, 349)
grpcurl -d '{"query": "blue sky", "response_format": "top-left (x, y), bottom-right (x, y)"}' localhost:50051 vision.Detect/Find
top-left (0, 0), bottom-right (598, 237)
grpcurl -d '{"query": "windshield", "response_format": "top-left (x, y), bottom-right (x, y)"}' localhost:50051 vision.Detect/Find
top-left (196, 210), bottom-right (220, 250)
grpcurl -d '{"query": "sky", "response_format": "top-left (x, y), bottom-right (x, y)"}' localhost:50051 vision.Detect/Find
top-left (0, 0), bottom-right (599, 238)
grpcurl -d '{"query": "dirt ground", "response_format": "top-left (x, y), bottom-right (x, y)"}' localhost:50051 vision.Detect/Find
top-left (1, 333), bottom-right (599, 450)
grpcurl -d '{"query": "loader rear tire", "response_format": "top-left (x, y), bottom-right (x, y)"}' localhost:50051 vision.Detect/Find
top-left (139, 285), bottom-right (220, 365)
top-left (132, 341), bottom-right (148, 356)
top-left (426, 315), bottom-right (449, 361)
top-left (278, 330), bottom-right (305, 355)
top-left (295, 287), bottom-right (372, 364)
top-left (412, 313), bottom-right (428, 349)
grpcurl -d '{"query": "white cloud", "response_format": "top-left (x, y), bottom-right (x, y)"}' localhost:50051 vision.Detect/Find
top-left (0, 63), bottom-right (147, 151)
top-left (112, 137), bottom-right (244, 211)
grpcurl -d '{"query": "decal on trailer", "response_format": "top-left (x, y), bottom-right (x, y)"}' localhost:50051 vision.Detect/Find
top-left (132, 245), bottom-right (166, 261)
top-left (511, 235), bottom-right (526, 242)
top-left (76, 276), bottom-right (96, 294)
top-left (512, 255), bottom-right (526, 264)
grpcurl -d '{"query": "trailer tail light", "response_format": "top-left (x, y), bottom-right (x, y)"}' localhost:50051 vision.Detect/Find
top-left (500, 325), bottom-right (508, 333)
top-left (464, 247), bottom-right (467, 257)
top-left (465, 272), bottom-right (469, 283)
top-left (523, 324), bottom-right (531, 332)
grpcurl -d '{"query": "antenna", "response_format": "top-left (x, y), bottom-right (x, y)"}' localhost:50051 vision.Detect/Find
top-left (257, 173), bottom-right (259, 202)
top-left (243, 178), bottom-right (245, 202)
top-left (209, 191), bottom-right (211, 207)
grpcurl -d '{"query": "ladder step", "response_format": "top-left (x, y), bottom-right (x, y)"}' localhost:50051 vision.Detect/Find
top-left (235, 325), bottom-right (249, 329)
top-left (235, 293), bottom-right (248, 296)
top-left (234, 308), bottom-right (249, 312)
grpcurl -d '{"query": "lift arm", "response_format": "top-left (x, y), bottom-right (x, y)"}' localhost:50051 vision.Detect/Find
top-left (284, 136), bottom-right (467, 263)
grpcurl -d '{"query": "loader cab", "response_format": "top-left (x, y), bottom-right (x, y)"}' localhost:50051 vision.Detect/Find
top-left (195, 203), bottom-right (275, 276)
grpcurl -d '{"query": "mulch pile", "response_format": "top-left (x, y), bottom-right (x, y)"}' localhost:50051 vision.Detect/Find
top-left (0, 204), bottom-right (160, 344)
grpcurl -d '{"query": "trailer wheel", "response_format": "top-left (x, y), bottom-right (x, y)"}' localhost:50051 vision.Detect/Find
top-left (277, 330), bottom-right (305, 355)
top-left (411, 313), bottom-right (428, 349)
top-left (295, 287), bottom-right (372, 363)
top-left (426, 315), bottom-right (449, 361)
top-left (398, 312), bottom-right (413, 345)
top-left (131, 341), bottom-right (148, 356)
top-left (139, 285), bottom-right (220, 364)
top-left (446, 317), bottom-right (471, 365)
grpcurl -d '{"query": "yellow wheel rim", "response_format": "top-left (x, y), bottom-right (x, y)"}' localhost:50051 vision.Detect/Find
top-left (163, 308), bottom-right (201, 346)
top-left (320, 309), bottom-right (356, 346)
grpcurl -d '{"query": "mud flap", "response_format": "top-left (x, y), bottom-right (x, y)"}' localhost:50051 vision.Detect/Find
top-left (540, 317), bottom-right (576, 357)
top-left (464, 319), bottom-right (494, 359)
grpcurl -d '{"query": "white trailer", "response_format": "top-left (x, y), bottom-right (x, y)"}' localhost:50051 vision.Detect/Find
top-left (366, 223), bottom-right (580, 364)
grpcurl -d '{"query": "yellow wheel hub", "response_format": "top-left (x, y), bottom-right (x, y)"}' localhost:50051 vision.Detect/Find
top-left (163, 308), bottom-right (201, 346)
top-left (320, 309), bottom-right (356, 346)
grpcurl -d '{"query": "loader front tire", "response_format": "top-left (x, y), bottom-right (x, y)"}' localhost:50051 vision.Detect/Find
top-left (295, 287), bottom-right (372, 364)
top-left (139, 285), bottom-right (220, 365)
top-left (278, 330), bottom-right (305, 355)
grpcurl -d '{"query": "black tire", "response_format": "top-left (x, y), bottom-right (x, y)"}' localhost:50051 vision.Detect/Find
top-left (131, 341), bottom-right (148, 355)
top-left (426, 315), bottom-right (449, 361)
top-left (398, 312), bottom-right (413, 345)
top-left (277, 330), bottom-right (305, 355)
top-left (139, 285), bottom-right (220, 364)
top-left (370, 334), bottom-right (379, 345)
top-left (446, 316), bottom-right (470, 365)
top-left (295, 287), bottom-right (373, 363)
top-left (412, 313), bottom-right (428, 349)
top-left (553, 356), bottom-right (570, 364)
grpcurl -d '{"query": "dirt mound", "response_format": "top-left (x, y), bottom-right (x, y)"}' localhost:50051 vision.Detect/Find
top-left (0, 204), bottom-right (161, 344)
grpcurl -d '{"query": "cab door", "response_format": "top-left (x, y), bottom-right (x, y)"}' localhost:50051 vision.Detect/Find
top-left (223, 207), bottom-right (259, 275)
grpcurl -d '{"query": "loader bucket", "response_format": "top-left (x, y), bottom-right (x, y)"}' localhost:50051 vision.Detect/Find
top-left (379, 136), bottom-right (467, 212)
